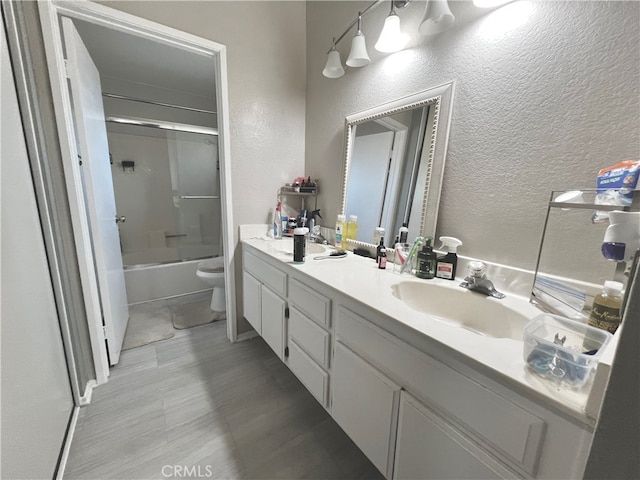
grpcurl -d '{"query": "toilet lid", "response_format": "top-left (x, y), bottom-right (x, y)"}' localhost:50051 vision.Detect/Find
top-left (198, 256), bottom-right (224, 273)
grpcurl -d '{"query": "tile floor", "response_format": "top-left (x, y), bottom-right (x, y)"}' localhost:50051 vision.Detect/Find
top-left (65, 318), bottom-right (382, 479)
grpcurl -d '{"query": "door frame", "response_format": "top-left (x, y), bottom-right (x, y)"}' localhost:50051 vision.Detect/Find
top-left (39, 0), bottom-right (237, 385)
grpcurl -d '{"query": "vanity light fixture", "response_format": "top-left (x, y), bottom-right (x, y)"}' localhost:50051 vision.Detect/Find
top-left (322, 38), bottom-right (346, 78)
top-left (374, 1), bottom-right (405, 53)
top-left (323, 0), bottom-right (452, 79)
top-left (418, 0), bottom-right (455, 36)
top-left (346, 13), bottom-right (371, 67)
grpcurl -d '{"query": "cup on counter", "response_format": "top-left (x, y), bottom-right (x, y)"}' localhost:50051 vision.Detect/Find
top-left (393, 243), bottom-right (412, 273)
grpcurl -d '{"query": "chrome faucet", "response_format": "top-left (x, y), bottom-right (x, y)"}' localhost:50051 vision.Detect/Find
top-left (459, 261), bottom-right (505, 299)
top-left (308, 225), bottom-right (328, 244)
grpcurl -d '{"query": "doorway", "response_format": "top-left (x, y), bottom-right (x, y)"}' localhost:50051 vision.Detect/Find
top-left (39, 1), bottom-right (235, 386)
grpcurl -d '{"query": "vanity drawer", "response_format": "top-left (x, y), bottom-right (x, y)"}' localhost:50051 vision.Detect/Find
top-left (287, 339), bottom-right (328, 407)
top-left (288, 278), bottom-right (331, 328)
top-left (336, 306), bottom-right (546, 476)
top-left (289, 306), bottom-right (330, 368)
top-left (244, 250), bottom-right (287, 297)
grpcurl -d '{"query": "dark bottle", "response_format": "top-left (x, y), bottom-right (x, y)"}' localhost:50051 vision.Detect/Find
top-left (293, 227), bottom-right (308, 264)
top-left (376, 237), bottom-right (385, 263)
top-left (416, 237), bottom-right (436, 279)
top-left (378, 246), bottom-right (387, 269)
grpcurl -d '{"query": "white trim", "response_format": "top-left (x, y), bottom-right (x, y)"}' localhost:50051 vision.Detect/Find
top-left (55, 406), bottom-right (80, 480)
top-left (38, 0), bottom-right (237, 379)
top-left (78, 379), bottom-right (97, 406)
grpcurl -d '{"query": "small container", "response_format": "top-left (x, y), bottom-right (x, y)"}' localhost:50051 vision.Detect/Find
top-left (335, 214), bottom-right (346, 249)
top-left (378, 246), bottom-right (387, 269)
top-left (436, 236), bottom-right (462, 280)
top-left (345, 215), bottom-right (359, 244)
top-left (376, 237), bottom-right (385, 263)
top-left (293, 227), bottom-right (309, 264)
top-left (523, 314), bottom-right (612, 388)
top-left (588, 281), bottom-right (623, 334)
top-left (398, 223), bottom-right (409, 244)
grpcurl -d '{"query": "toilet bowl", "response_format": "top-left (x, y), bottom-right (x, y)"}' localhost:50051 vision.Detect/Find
top-left (196, 256), bottom-right (225, 312)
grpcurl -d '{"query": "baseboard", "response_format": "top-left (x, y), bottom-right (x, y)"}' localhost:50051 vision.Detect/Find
top-left (237, 330), bottom-right (258, 342)
top-left (55, 406), bottom-right (80, 480)
top-left (79, 379), bottom-right (97, 406)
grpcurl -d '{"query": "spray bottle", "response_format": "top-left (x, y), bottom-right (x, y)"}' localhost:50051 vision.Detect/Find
top-left (435, 236), bottom-right (462, 280)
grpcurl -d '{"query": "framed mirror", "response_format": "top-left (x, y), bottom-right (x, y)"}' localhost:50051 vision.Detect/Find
top-left (339, 82), bottom-right (455, 247)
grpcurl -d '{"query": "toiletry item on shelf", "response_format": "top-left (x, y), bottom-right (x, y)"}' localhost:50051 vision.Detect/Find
top-left (601, 211), bottom-right (640, 263)
top-left (373, 227), bottom-right (385, 246)
top-left (416, 236), bottom-right (437, 279)
top-left (398, 223), bottom-right (409, 244)
top-left (293, 227), bottom-right (309, 264)
top-left (436, 236), bottom-right (462, 280)
top-left (588, 281), bottom-right (623, 334)
top-left (281, 215), bottom-right (289, 235)
top-left (335, 214), bottom-right (346, 249)
top-left (378, 245), bottom-right (387, 269)
top-left (592, 160), bottom-right (640, 223)
top-left (376, 237), bottom-right (385, 263)
top-left (287, 217), bottom-right (298, 234)
top-left (345, 215), bottom-right (359, 244)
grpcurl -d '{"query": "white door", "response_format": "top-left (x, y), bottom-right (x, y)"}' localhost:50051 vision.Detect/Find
top-left (62, 17), bottom-right (129, 365)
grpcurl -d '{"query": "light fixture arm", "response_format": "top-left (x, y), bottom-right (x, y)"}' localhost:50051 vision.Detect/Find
top-left (325, 0), bottom-right (382, 54)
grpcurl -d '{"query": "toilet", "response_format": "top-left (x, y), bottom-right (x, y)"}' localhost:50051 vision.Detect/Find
top-left (196, 256), bottom-right (226, 313)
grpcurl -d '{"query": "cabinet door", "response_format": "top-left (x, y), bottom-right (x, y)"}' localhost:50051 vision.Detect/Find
top-left (332, 341), bottom-right (400, 479)
top-left (394, 392), bottom-right (509, 480)
top-left (261, 285), bottom-right (286, 360)
top-left (242, 271), bottom-right (261, 334)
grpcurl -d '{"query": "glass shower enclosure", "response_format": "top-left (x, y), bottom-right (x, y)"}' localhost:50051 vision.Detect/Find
top-left (107, 122), bottom-right (221, 268)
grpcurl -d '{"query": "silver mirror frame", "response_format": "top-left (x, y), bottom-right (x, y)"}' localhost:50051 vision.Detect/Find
top-left (339, 81), bottom-right (455, 247)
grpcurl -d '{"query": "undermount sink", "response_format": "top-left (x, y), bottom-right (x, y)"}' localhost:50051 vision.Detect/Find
top-left (391, 281), bottom-right (537, 341)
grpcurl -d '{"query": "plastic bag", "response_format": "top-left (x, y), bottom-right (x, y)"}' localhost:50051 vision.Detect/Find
top-left (592, 160), bottom-right (640, 223)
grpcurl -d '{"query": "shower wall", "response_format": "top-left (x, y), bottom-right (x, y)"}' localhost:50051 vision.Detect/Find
top-left (108, 123), bottom-right (221, 266)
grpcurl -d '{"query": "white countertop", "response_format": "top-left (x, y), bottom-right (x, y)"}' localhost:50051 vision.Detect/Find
top-left (242, 234), bottom-right (607, 426)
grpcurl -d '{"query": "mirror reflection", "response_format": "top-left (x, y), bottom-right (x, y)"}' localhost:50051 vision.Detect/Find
top-left (340, 83), bottom-right (455, 246)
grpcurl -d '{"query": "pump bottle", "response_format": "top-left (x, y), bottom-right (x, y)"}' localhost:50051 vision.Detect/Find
top-left (436, 236), bottom-right (462, 280)
top-left (416, 237), bottom-right (437, 279)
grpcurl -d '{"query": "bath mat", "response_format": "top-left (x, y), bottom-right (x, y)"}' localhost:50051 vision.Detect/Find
top-left (122, 304), bottom-right (175, 350)
top-left (172, 298), bottom-right (225, 329)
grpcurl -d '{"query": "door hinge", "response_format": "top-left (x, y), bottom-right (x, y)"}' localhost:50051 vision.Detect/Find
top-left (284, 346), bottom-right (289, 358)
top-left (102, 326), bottom-right (107, 339)
top-left (64, 59), bottom-right (70, 79)
top-left (285, 307), bottom-right (290, 319)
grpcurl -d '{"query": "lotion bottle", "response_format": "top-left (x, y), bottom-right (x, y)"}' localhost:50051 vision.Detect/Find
top-left (346, 215), bottom-right (359, 244)
top-left (335, 214), bottom-right (346, 249)
top-left (416, 236), bottom-right (436, 279)
top-left (435, 236), bottom-right (462, 280)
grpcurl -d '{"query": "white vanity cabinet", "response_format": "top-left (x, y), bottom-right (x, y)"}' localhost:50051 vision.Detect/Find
top-left (286, 278), bottom-right (332, 407)
top-left (242, 249), bottom-right (287, 359)
top-left (241, 240), bottom-right (594, 480)
top-left (332, 341), bottom-right (400, 479)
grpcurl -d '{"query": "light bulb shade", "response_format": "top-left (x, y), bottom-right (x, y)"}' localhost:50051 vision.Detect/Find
top-left (419, 0), bottom-right (455, 36)
top-left (322, 48), bottom-right (345, 78)
top-left (375, 14), bottom-right (404, 53)
top-left (346, 31), bottom-right (371, 67)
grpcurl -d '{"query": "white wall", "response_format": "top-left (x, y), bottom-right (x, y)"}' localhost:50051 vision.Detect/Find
top-left (305, 0), bottom-right (640, 270)
top-left (1, 21), bottom-right (74, 478)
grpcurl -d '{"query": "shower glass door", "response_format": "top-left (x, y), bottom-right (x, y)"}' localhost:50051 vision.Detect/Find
top-left (107, 123), bottom-right (221, 267)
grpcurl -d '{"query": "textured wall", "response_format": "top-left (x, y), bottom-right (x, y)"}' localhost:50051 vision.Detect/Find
top-left (306, 1), bottom-right (640, 270)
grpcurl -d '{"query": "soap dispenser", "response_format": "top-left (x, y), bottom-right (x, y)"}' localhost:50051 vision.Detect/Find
top-left (436, 236), bottom-right (462, 280)
top-left (416, 236), bottom-right (436, 279)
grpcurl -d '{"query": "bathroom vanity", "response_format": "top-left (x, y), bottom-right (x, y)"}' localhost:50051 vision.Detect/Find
top-left (241, 235), bottom-right (603, 480)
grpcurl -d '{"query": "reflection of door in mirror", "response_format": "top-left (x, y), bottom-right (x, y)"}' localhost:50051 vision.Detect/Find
top-left (346, 107), bottom-right (429, 244)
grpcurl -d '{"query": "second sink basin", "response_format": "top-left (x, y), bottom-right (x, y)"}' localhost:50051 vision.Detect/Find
top-left (273, 238), bottom-right (326, 255)
top-left (391, 281), bottom-right (539, 341)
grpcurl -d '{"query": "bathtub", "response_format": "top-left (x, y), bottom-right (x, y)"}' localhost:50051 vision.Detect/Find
top-left (123, 247), bottom-right (217, 304)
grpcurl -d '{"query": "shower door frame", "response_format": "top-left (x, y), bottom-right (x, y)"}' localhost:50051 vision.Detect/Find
top-left (39, 0), bottom-right (237, 386)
